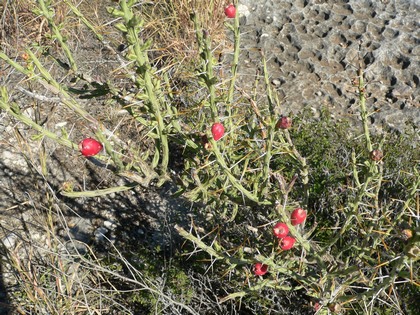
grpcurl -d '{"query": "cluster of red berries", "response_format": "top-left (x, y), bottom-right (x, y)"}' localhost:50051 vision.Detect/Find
top-left (254, 208), bottom-right (307, 276)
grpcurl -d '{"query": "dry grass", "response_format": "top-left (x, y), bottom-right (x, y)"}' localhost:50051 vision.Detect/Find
top-left (141, 0), bottom-right (228, 72)
top-left (0, 1), bottom-right (38, 51)
top-left (0, 0), bottom-right (229, 96)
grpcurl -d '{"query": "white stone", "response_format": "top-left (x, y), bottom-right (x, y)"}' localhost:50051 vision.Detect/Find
top-left (2, 234), bottom-right (17, 249)
top-left (55, 121), bottom-right (68, 128)
top-left (104, 220), bottom-right (117, 230)
top-left (238, 4), bottom-right (250, 18)
top-left (1, 150), bottom-right (27, 169)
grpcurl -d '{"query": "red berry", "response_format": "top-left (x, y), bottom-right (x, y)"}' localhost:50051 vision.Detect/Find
top-left (79, 138), bottom-right (103, 157)
top-left (291, 208), bottom-right (307, 226)
top-left (273, 222), bottom-right (289, 239)
top-left (253, 262), bottom-right (268, 276)
top-left (280, 236), bottom-right (296, 250)
top-left (224, 4), bottom-right (236, 18)
top-left (276, 116), bottom-right (292, 129)
top-left (211, 122), bottom-right (225, 141)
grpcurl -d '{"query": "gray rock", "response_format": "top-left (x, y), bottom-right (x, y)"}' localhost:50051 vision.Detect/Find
top-left (235, 0), bottom-right (420, 132)
top-left (2, 233), bottom-right (18, 249)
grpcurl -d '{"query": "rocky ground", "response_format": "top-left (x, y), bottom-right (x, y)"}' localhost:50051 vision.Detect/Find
top-left (237, 0), bottom-right (419, 133)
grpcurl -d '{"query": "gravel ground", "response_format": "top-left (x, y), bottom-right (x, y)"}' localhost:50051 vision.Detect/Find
top-left (236, 0), bottom-right (419, 133)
